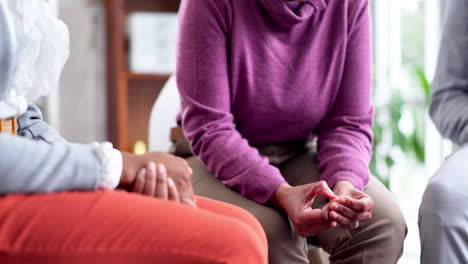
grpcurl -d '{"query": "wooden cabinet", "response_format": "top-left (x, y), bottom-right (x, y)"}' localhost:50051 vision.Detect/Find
top-left (106, 0), bottom-right (181, 152)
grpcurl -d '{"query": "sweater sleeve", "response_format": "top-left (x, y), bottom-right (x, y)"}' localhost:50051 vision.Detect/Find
top-left (0, 133), bottom-right (100, 194)
top-left (316, 0), bottom-right (374, 191)
top-left (0, 104), bottom-right (122, 194)
top-left (176, 0), bottom-right (287, 204)
top-left (17, 104), bottom-right (66, 143)
top-left (430, 0), bottom-right (468, 146)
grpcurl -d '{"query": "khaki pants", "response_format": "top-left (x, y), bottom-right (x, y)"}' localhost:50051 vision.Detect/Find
top-left (173, 139), bottom-right (407, 264)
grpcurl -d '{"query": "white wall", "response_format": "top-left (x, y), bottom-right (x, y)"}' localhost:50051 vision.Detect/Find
top-left (58, 0), bottom-right (107, 143)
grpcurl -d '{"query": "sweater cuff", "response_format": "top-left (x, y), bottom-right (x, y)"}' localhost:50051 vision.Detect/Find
top-left (242, 163), bottom-right (288, 204)
top-left (325, 171), bottom-right (368, 191)
top-left (91, 142), bottom-right (123, 190)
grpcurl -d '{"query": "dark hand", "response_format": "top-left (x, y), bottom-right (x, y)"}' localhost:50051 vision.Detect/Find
top-left (271, 181), bottom-right (339, 237)
top-left (328, 181), bottom-right (374, 229)
top-left (131, 161), bottom-right (182, 203)
top-left (120, 152), bottom-right (196, 207)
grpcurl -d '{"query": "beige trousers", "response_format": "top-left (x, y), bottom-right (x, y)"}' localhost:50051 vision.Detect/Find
top-left (173, 139), bottom-right (407, 264)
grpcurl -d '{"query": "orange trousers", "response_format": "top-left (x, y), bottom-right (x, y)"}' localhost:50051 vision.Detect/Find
top-left (0, 190), bottom-right (267, 263)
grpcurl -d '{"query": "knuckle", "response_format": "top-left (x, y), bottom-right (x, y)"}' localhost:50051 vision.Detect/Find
top-left (174, 177), bottom-right (184, 186)
top-left (336, 215), bottom-right (344, 223)
top-left (176, 157), bottom-right (188, 166)
top-left (359, 203), bottom-right (366, 211)
top-left (156, 173), bottom-right (166, 183)
top-left (334, 213), bottom-right (342, 221)
top-left (137, 172), bottom-right (146, 182)
top-left (147, 173), bottom-right (156, 183)
top-left (183, 171), bottom-right (191, 181)
top-left (332, 202), bottom-right (340, 210)
top-left (352, 211), bottom-right (360, 219)
top-left (175, 179), bottom-right (189, 190)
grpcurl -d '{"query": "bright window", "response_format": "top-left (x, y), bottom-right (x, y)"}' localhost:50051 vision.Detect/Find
top-left (371, 0), bottom-right (451, 262)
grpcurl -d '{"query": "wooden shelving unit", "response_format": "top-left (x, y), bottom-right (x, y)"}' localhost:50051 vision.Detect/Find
top-left (106, 0), bottom-right (181, 152)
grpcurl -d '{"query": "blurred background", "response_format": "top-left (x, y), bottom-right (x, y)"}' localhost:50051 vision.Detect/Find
top-left (42, 0), bottom-right (450, 263)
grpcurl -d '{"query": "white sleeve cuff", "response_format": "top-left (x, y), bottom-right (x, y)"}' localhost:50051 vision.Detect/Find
top-left (91, 142), bottom-right (123, 190)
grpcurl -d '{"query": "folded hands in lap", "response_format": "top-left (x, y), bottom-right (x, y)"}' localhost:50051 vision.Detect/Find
top-left (272, 180), bottom-right (374, 237)
top-left (119, 152), bottom-right (197, 207)
top-left (328, 181), bottom-right (374, 229)
top-left (116, 150), bottom-right (374, 230)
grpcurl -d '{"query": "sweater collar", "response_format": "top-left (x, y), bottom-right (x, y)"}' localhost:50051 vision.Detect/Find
top-left (260, 0), bottom-right (327, 27)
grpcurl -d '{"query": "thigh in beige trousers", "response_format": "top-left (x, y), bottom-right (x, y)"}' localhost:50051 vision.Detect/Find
top-left (173, 140), bottom-right (407, 264)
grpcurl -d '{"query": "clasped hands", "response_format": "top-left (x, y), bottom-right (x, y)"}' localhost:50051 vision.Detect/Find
top-left (118, 152), bottom-right (197, 207)
top-left (115, 151), bottom-right (374, 234)
top-left (272, 180), bottom-right (374, 237)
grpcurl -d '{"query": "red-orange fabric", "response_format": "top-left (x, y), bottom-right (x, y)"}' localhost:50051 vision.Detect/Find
top-left (0, 191), bottom-right (267, 264)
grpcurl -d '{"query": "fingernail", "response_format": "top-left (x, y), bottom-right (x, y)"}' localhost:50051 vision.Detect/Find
top-left (148, 162), bottom-right (156, 173)
top-left (168, 177), bottom-right (175, 187)
top-left (158, 164), bottom-right (166, 174)
top-left (140, 168), bottom-right (147, 176)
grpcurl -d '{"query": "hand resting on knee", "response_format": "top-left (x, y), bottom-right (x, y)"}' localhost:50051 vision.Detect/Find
top-left (271, 180), bottom-right (374, 236)
top-left (328, 180), bottom-right (374, 229)
top-left (119, 152), bottom-right (196, 207)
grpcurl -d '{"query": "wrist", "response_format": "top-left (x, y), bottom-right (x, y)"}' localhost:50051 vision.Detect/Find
top-left (120, 152), bottom-right (137, 186)
top-left (333, 180), bottom-right (354, 190)
top-left (271, 184), bottom-right (292, 211)
top-left (333, 180), bottom-right (356, 198)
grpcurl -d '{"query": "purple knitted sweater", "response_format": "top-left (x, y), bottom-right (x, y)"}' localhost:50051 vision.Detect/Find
top-left (176, 0), bottom-right (374, 204)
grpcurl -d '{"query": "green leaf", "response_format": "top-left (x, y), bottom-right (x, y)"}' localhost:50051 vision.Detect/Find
top-left (385, 155), bottom-right (395, 168)
top-left (372, 122), bottom-right (383, 145)
top-left (370, 155), bottom-right (378, 178)
top-left (412, 131), bottom-right (425, 163)
top-left (415, 67), bottom-right (431, 105)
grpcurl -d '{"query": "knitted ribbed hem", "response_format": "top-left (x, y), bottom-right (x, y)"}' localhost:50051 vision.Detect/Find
top-left (259, 0), bottom-right (327, 26)
top-left (241, 162), bottom-right (288, 205)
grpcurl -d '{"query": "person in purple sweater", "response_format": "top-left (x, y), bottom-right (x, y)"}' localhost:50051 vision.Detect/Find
top-left (173, 0), bottom-right (407, 263)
